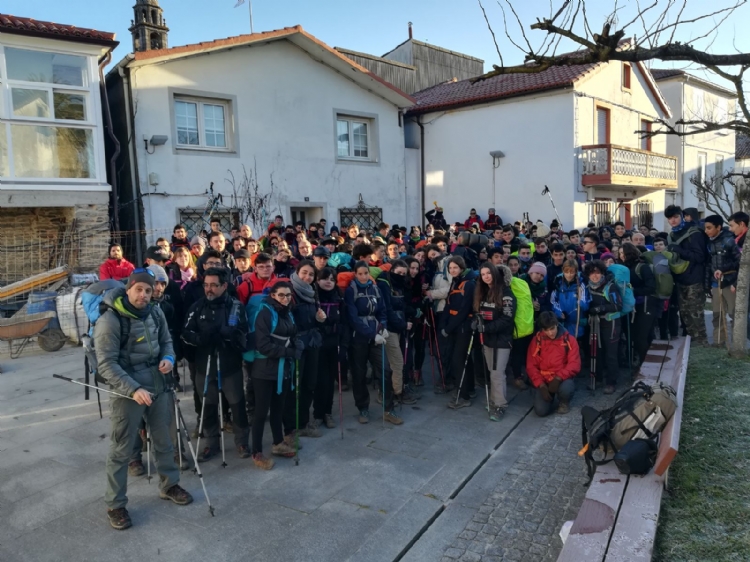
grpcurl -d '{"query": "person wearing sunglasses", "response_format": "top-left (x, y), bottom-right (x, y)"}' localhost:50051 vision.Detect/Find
top-left (183, 267), bottom-right (251, 462)
top-left (96, 268), bottom-right (192, 530)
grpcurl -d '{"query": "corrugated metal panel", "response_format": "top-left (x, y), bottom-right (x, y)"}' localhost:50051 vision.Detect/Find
top-left (412, 42), bottom-right (484, 92)
top-left (336, 48), bottom-right (417, 94)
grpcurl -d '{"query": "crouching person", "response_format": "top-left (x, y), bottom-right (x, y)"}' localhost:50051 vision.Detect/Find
top-left (526, 311), bottom-right (580, 416)
top-left (96, 269), bottom-right (192, 531)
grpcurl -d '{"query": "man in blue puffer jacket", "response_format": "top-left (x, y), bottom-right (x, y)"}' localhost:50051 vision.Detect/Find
top-left (551, 261), bottom-right (590, 342)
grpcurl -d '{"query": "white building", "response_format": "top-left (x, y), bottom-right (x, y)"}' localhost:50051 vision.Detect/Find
top-left (405, 55), bottom-right (677, 230)
top-left (652, 69), bottom-right (737, 218)
top-left (0, 13), bottom-right (118, 279)
top-left (107, 4), bottom-right (414, 259)
top-left (737, 135), bottom-right (750, 194)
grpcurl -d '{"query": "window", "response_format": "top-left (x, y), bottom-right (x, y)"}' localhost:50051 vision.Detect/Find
top-left (640, 119), bottom-right (652, 151)
top-left (174, 97), bottom-right (228, 150)
top-left (0, 46), bottom-right (96, 180)
top-left (179, 208), bottom-right (240, 237)
top-left (623, 64), bottom-right (631, 90)
top-left (596, 107), bottom-right (610, 145)
top-left (697, 152), bottom-right (707, 184)
top-left (715, 155), bottom-right (724, 190)
top-left (336, 115), bottom-right (373, 160)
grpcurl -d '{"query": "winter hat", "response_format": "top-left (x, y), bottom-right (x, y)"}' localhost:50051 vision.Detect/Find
top-left (234, 249), bottom-right (251, 259)
top-left (528, 262), bottom-right (547, 277)
top-left (601, 252), bottom-right (615, 262)
top-left (190, 235), bottom-right (206, 249)
top-left (313, 246), bottom-right (331, 258)
top-left (535, 222), bottom-right (550, 237)
top-left (146, 264), bottom-right (169, 285)
top-left (126, 268), bottom-right (156, 289)
top-left (145, 246), bottom-right (170, 263)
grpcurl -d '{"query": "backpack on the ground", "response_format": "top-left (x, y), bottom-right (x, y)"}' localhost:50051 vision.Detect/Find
top-left (601, 264), bottom-right (635, 318)
top-left (579, 381), bottom-right (678, 482)
top-left (638, 252), bottom-right (674, 299)
top-left (510, 277), bottom-right (534, 339)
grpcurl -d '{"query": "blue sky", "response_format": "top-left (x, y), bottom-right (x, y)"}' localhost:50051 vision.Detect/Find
top-left (4, 0), bottom-right (748, 82)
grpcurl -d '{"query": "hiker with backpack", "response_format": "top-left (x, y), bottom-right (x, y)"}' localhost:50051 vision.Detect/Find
top-left (473, 263), bottom-right (516, 420)
top-left (248, 280), bottom-right (301, 469)
top-left (665, 205), bottom-right (708, 345)
top-left (95, 269), bottom-right (192, 530)
top-left (619, 243), bottom-right (660, 374)
top-left (345, 261), bottom-right (403, 425)
top-left (584, 260), bottom-right (624, 394)
top-left (704, 215), bottom-right (741, 347)
top-left (550, 259), bottom-right (590, 341)
top-left (526, 311), bottom-right (580, 416)
top-left (182, 267), bottom-right (251, 462)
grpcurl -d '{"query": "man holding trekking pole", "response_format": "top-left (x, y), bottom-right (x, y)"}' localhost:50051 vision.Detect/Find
top-left (95, 269), bottom-right (193, 531)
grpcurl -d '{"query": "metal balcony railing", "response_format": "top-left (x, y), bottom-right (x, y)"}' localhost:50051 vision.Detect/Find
top-left (581, 144), bottom-right (678, 189)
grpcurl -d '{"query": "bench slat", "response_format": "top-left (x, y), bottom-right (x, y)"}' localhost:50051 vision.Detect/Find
top-left (605, 473), bottom-right (666, 561)
top-left (558, 463), bottom-right (627, 562)
top-left (654, 336), bottom-right (689, 476)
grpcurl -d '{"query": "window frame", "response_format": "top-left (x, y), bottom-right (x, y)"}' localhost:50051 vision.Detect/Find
top-left (333, 110), bottom-right (379, 165)
top-left (0, 43), bottom-right (102, 183)
top-left (596, 106), bottom-right (611, 145)
top-left (640, 119), bottom-right (652, 151)
top-left (622, 63), bottom-right (632, 90)
top-left (173, 96), bottom-right (231, 152)
top-left (697, 152), bottom-right (707, 184)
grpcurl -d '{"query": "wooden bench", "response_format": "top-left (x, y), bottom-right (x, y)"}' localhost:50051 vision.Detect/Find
top-left (557, 336), bottom-right (690, 562)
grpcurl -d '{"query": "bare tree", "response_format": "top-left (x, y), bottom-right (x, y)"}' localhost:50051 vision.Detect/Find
top-left (225, 160), bottom-right (279, 236)
top-left (690, 171), bottom-right (750, 219)
top-left (475, 0), bottom-right (749, 355)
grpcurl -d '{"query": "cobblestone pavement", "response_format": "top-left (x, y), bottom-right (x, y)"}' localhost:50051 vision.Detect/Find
top-left (439, 374), bottom-right (620, 562)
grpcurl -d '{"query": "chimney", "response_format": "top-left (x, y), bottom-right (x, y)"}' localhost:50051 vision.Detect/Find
top-left (408, 22), bottom-right (413, 39)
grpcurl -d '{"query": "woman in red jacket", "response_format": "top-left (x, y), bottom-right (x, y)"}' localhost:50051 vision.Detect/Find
top-left (526, 311), bottom-right (580, 416)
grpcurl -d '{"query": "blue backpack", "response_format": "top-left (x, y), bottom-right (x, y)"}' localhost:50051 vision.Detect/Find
top-left (242, 297), bottom-right (295, 362)
top-left (604, 264), bottom-right (635, 319)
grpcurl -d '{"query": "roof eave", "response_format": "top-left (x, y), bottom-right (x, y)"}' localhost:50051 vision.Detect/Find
top-left (0, 27), bottom-right (118, 51)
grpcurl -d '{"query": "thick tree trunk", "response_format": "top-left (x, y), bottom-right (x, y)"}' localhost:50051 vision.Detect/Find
top-left (730, 245), bottom-right (750, 358)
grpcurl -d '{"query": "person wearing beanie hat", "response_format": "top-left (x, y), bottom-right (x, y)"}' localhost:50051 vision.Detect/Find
top-left (535, 221), bottom-right (550, 238)
top-left (600, 252), bottom-right (616, 266)
top-left (521, 262), bottom-right (550, 323)
top-left (232, 249), bottom-right (252, 285)
top-left (95, 265), bottom-right (191, 530)
top-left (190, 236), bottom-right (206, 264)
top-left (312, 245), bottom-right (331, 272)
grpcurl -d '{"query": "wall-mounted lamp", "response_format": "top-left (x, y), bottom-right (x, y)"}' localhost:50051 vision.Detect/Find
top-left (490, 150), bottom-right (505, 160)
top-left (489, 150), bottom-right (505, 208)
top-left (150, 135), bottom-right (169, 146)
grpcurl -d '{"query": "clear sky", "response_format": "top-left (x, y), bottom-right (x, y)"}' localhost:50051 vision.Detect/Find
top-left (3, 0), bottom-right (748, 83)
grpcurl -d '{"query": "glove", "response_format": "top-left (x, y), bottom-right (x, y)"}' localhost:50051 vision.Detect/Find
top-left (374, 333), bottom-right (386, 345)
top-left (289, 339), bottom-right (304, 360)
top-left (547, 376), bottom-right (562, 394)
top-left (470, 319), bottom-right (478, 332)
top-left (538, 383), bottom-right (552, 403)
top-left (381, 329), bottom-right (390, 340)
top-left (477, 319), bottom-right (485, 333)
top-left (441, 329), bottom-right (448, 338)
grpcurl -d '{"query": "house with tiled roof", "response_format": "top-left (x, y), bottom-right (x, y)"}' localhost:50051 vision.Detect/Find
top-left (106, 1), bottom-right (415, 258)
top-left (652, 69), bottom-right (737, 217)
top-left (403, 51), bottom-right (678, 229)
top-left (0, 13), bottom-right (119, 279)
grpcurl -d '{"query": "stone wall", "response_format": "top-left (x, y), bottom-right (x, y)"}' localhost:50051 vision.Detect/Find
top-left (0, 204), bottom-right (110, 284)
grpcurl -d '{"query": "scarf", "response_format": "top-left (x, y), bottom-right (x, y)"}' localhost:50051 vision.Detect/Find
top-left (588, 276), bottom-right (605, 290)
top-left (180, 268), bottom-right (194, 286)
top-left (291, 272), bottom-right (316, 304)
top-left (122, 295), bottom-right (152, 319)
top-left (523, 276), bottom-right (547, 299)
top-left (671, 218), bottom-right (687, 233)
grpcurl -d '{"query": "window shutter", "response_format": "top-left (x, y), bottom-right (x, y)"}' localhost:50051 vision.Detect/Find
top-left (640, 120), bottom-right (652, 151)
top-left (597, 108), bottom-right (608, 144)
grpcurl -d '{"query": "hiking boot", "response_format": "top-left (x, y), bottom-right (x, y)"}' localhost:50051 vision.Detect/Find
top-left (405, 383), bottom-right (422, 399)
top-left (469, 389), bottom-right (478, 399)
top-left (513, 378), bottom-right (528, 390)
top-left (237, 445), bottom-right (251, 459)
top-left (128, 460), bottom-right (145, 477)
top-left (107, 507), bottom-right (132, 530)
top-left (272, 441), bottom-right (296, 457)
top-left (603, 385), bottom-right (616, 395)
top-left (197, 447), bottom-right (219, 463)
top-left (358, 410), bottom-right (370, 424)
top-left (489, 406), bottom-right (506, 422)
top-left (253, 452), bottom-right (275, 469)
top-left (556, 402), bottom-right (570, 415)
top-left (283, 433), bottom-right (303, 449)
top-left (324, 414), bottom-right (336, 429)
top-left (414, 370), bottom-right (424, 386)
top-left (433, 383), bottom-right (455, 394)
top-left (447, 397), bottom-right (472, 410)
top-left (298, 423), bottom-right (322, 438)
top-left (397, 390), bottom-right (417, 405)
top-left (384, 411), bottom-right (403, 425)
top-left (159, 484), bottom-right (193, 506)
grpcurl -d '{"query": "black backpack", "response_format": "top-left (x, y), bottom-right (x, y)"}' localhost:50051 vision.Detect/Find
top-left (579, 381), bottom-right (677, 483)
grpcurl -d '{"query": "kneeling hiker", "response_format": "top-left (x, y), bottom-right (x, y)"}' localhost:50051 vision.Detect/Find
top-left (96, 269), bottom-right (192, 530)
top-left (526, 311), bottom-right (580, 416)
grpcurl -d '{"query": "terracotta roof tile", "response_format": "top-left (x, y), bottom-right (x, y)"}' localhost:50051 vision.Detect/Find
top-left (0, 13), bottom-right (117, 47)
top-left (651, 68), bottom-right (685, 80)
top-left (408, 61), bottom-right (599, 114)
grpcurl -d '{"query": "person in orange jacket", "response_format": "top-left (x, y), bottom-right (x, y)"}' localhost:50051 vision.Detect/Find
top-left (99, 244), bottom-right (135, 281)
top-left (526, 311), bottom-right (580, 416)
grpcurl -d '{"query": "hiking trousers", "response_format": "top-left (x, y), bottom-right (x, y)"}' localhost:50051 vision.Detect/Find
top-left (252, 377), bottom-right (287, 454)
top-left (445, 328), bottom-right (474, 399)
top-left (677, 283), bottom-right (707, 342)
top-left (350, 339), bottom-right (393, 412)
top-left (384, 331), bottom-right (404, 395)
top-left (105, 393), bottom-right (179, 509)
top-left (534, 379), bottom-right (574, 417)
top-left (313, 344), bottom-right (339, 420)
top-left (483, 347), bottom-right (511, 408)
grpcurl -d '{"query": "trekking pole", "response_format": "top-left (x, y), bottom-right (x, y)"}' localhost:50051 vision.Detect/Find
top-left (478, 321), bottom-right (491, 418)
top-left (196, 354), bottom-right (211, 455)
top-left (294, 359), bottom-right (300, 466)
top-left (337, 346), bottom-right (344, 440)
top-left (575, 284), bottom-right (581, 338)
top-left (172, 388), bottom-right (215, 516)
top-left (52, 374), bottom-right (152, 401)
top-left (145, 419), bottom-right (152, 484)
top-left (454, 332), bottom-right (475, 408)
top-left (718, 275), bottom-right (724, 346)
top-left (541, 185), bottom-right (563, 230)
top-left (216, 355), bottom-right (227, 468)
top-left (429, 309), bottom-right (447, 390)
top-left (425, 320), bottom-right (438, 389)
top-left (173, 390), bottom-right (184, 473)
top-left (382, 343), bottom-right (386, 427)
top-left (590, 316), bottom-right (598, 393)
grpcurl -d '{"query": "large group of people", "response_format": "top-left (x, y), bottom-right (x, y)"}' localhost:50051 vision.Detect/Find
top-left (94, 204), bottom-right (748, 529)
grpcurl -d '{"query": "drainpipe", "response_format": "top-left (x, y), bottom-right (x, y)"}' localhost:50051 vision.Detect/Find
top-left (417, 115), bottom-right (426, 229)
top-left (117, 56), bottom-right (143, 262)
top-left (98, 52), bottom-right (120, 232)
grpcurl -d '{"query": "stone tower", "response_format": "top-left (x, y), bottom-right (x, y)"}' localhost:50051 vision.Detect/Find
top-left (129, 0), bottom-right (169, 53)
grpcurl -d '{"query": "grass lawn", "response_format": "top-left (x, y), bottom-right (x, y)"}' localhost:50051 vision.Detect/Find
top-left (653, 347), bottom-right (750, 562)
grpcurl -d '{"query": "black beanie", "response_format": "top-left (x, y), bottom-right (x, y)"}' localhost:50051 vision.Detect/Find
top-left (126, 269), bottom-right (155, 289)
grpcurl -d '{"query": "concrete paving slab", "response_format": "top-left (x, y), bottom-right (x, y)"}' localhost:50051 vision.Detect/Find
top-left (399, 504), bottom-right (477, 562)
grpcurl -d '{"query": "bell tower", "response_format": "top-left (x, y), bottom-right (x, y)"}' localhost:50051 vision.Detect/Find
top-left (129, 0), bottom-right (169, 53)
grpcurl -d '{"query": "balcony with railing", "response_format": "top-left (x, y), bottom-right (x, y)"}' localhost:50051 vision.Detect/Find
top-left (581, 144), bottom-right (678, 189)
